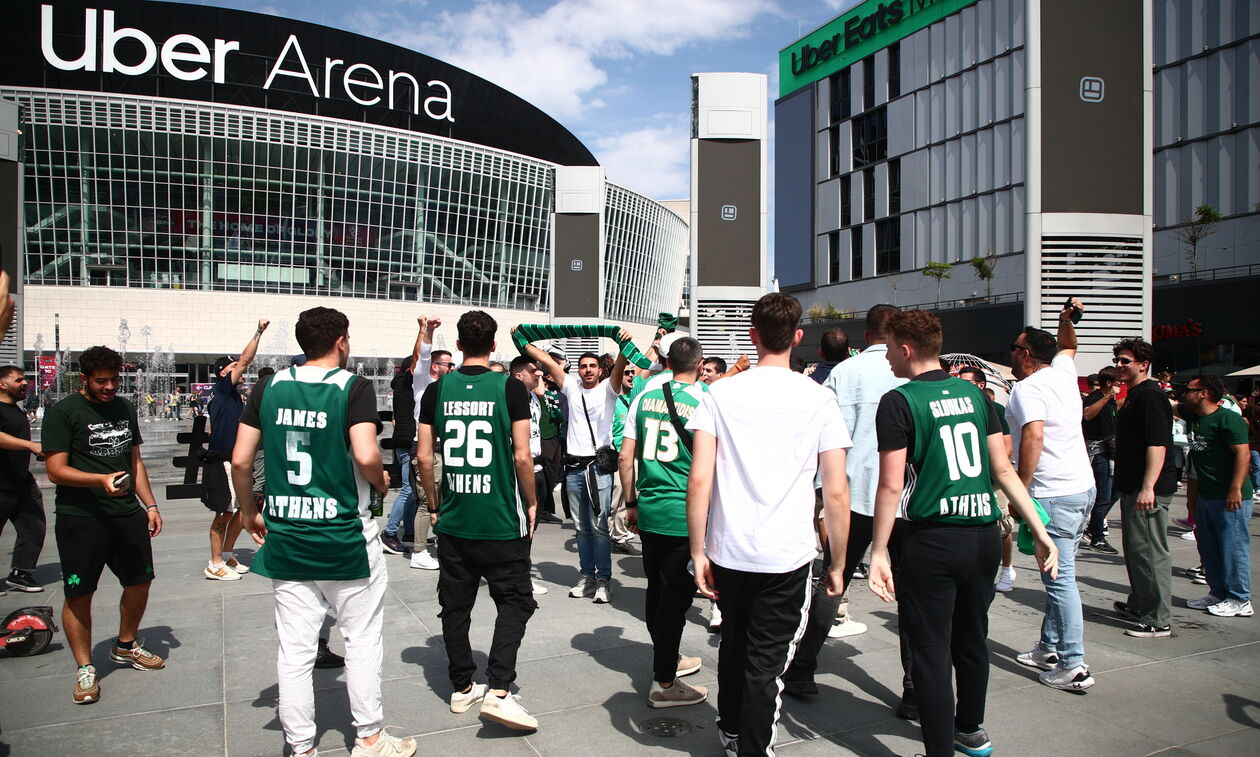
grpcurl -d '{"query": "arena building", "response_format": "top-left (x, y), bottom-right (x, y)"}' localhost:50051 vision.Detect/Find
top-left (2, 0), bottom-right (688, 382)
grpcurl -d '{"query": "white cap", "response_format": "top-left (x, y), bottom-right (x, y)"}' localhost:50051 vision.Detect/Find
top-left (658, 332), bottom-right (685, 357)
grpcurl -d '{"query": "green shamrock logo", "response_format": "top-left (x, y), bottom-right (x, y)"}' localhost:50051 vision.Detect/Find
top-left (67, 574), bottom-right (81, 587)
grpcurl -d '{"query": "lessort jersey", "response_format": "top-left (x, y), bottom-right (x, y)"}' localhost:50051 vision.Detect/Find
top-left (624, 379), bottom-right (707, 537)
top-left (893, 377), bottom-right (999, 525)
top-left (255, 367), bottom-right (378, 581)
top-left (434, 371), bottom-right (527, 540)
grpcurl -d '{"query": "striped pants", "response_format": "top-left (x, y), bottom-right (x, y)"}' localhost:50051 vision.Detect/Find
top-left (713, 561), bottom-right (812, 756)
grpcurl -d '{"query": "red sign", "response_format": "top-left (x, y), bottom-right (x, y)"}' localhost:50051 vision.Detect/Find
top-left (36, 356), bottom-right (57, 390)
top-left (1152, 319), bottom-right (1202, 341)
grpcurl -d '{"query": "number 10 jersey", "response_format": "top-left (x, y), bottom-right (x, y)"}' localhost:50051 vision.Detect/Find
top-left (892, 377), bottom-right (1000, 526)
top-left (433, 370), bottom-right (526, 540)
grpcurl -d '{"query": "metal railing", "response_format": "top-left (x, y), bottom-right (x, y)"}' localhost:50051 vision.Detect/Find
top-left (1154, 263), bottom-right (1260, 284)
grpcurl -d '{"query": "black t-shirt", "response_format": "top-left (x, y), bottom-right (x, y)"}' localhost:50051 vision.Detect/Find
top-left (0, 401), bottom-right (34, 488)
top-left (241, 371), bottom-right (381, 435)
top-left (1081, 389), bottom-right (1118, 441)
top-left (390, 370), bottom-right (417, 445)
top-left (810, 360), bottom-right (840, 385)
top-left (1113, 379), bottom-right (1176, 496)
top-left (876, 370), bottom-right (1002, 454)
top-left (418, 366), bottom-right (531, 426)
top-left (208, 374), bottom-right (244, 453)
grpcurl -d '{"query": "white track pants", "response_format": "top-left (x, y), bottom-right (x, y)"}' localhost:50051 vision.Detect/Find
top-left (272, 547), bottom-right (387, 753)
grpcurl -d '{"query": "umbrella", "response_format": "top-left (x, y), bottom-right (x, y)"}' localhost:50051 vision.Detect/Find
top-left (1227, 365), bottom-right (1260, 377)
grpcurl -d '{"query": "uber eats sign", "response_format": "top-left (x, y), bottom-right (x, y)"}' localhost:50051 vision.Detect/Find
top-left (779, 0), bottom-right (979, 97)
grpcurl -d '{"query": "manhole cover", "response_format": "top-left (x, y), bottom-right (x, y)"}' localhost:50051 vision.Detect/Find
top-left (638, 717), bottom-right (692, 738)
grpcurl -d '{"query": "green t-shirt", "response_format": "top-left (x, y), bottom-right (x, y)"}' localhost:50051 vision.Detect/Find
top-left (1187, 406), bottom-right (1254, 499)
top-left (892, 378), bottom-right (999, 525)
top-left (538, 389), bottom-right (562, 440)
top-left (624, 379), bottom-right (706, 537)
top-left (41, 393), bottom-right (143, 517)
top-left (611, 392), bottom-right (631, 449)
top-left (433, 371), bottom-right (528, 540)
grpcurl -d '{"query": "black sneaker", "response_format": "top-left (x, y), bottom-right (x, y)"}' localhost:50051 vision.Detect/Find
top-left (6, 570), bottom-right (43, 593)
top-left (536, 512), bottom-right (563, 525)
top-left (896, 689), bottom-right (918, 720)
top-left (380, 532), bottom-right (406, 555)
top-left (612, 541), bottom-right (640, 555)
top-left (1113, 600), bottom-right (1139, 619)
top-left (1186, 567), bottom-right (1208, 585)
top-left (1124, 622), bottom-right (1172, 638)
top-left (852, 562), bottom-right (869, 580)
top-left (1089, 538), bottom-right (1119, 555)
top-left (782, 678), bottom-right (818, 697)
top-left (315, 638), bottom-right (345, 669)
top-left (953, 727), bottom-right (993, 757)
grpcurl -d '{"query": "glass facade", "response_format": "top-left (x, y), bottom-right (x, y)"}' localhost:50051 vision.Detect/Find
top-left (7, 89), bottom-right (686, 324)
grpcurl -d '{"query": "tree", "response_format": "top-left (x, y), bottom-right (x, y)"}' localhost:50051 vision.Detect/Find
top-left (970, 250), bottom-right (998, 298)
top-left (923, 261), bottom-right (953, 303)
top-left (1173, 204), bottom-right (1222, 277)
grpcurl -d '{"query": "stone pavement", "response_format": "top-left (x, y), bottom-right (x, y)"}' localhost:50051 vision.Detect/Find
top-left (1, 426), bottom-right (1258, 756)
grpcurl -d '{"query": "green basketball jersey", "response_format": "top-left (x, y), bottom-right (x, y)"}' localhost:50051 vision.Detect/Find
top-left (433, 371), bottom-right (526, 540)
top-left (892, 377), bottom-right (999, 525)
top-left (629, 379), bottom-right (706, 537)
top-left (255, 367), bottom-right (374, 581)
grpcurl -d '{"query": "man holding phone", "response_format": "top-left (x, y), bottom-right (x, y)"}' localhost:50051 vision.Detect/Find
top-left (42, 346), bottom-right (164, 706)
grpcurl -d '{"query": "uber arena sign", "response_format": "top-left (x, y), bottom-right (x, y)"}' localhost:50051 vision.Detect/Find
top-left (38, 4), bottom-right (455, 122)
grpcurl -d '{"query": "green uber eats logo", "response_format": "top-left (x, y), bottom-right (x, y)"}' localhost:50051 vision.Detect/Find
top-left (66, 574), bottom-right (81, 587)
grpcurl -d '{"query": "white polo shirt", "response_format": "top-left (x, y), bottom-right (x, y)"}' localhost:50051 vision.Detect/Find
top-left (1006, 353), bottom-right (1094, 497)
top-left (687, 366), bottom-right (852, 574)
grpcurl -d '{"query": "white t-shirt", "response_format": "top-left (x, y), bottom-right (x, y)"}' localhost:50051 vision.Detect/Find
top-left (562, 378), bottom-right (617, 456)
top-left (687, 366), bottom-right (853, 574)
top-left (1006, 353), bottom-right (1094, 497)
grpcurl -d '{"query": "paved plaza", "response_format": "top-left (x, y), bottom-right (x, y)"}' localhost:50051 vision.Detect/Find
top-left (1, 419), bottom-right (1258, 756)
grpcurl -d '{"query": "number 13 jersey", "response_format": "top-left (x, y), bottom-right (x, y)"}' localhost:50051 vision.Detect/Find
top-left (432, 370), bottom-right (527, 540)
top-left (891, 377), bottom-right (1000, 526)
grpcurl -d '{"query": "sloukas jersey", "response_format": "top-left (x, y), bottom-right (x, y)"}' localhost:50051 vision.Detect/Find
top-left (893, 377), bottom-right (1000, 525)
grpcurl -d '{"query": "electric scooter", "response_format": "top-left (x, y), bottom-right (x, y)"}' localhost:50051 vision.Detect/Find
top-left (0, 606), bottom-right (58, 656)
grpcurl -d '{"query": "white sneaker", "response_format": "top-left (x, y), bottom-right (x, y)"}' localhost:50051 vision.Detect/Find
top-left (224, 558), bottom-right (250, 574)
top-left (1207, 599), bottom-right (1254, 617)
top-left (409, 551), bottom-right (439, 570)
top-left (1179, 530), bottom-right (1197, 542)
top-left (1186, 593), bottom-right (1224, 610)
top-left (350, 730), bottom-right (417, 757)
top-left (708, 601), bottom-right (723, 632)
top-left (1015, 642), bottom-right (1059, 670)
top-left (479, 692), bottom-right (538, 731)
top-left (827, 618), bottom-right (868, 639)
top-left (1039, 663), bottom-right (1095, 691)
top-left (676, 655), bottom-right (702, 677)
top-left (593, 579), bottom-right (611, 604)
top-left (450, 683), bottom-right (487, 713)
top-left (995, 566), bottom-right (1016, 593)
top-left (531, 580), bottom-right (549, 595)
top-left (648, 678), bottom-right (708, 708)
top-left (569, 576), bottom-right (596, 598)
top-left (204, 564), bottom-right (242, 581)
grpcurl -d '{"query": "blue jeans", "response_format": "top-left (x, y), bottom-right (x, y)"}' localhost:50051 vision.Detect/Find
top-left (1038, 488), bottom-right (1094, 669)
top-left (566, 465), bottom-right (612, 580)
top-left (385, 448), bottom-right (418, 537)
top-left (1249, 450), bottom-right (1259, 492)
top-left (1195, 497), bottom-right (1253, 602)
top-left (1084, 452), bottom-right (1117, 540)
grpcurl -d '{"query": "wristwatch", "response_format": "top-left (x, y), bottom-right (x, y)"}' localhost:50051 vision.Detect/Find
top-left (624, 499), bottom-right (638, 509)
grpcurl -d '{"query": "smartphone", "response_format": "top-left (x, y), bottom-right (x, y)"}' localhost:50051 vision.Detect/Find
top-left (1063, 297), bottom-right (1083, 324)
top-left (112, 472), bottom-right (131, 490)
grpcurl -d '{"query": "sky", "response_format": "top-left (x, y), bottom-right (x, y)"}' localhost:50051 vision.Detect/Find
top-left (185, 0), bottom-right (862, 202)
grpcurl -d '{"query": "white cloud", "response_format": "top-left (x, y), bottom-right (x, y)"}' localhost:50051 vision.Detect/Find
top-left (590, 118), bottom-right (690, 199)
top-left (346, 0), bottom-right (778, 120)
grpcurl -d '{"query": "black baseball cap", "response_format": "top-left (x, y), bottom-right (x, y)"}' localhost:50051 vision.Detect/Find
top-left (212, 356), bottom-right (235, 374)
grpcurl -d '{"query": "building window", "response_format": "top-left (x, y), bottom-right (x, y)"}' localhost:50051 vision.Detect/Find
top-left (851, 226), bottom-right (864, 280)
top-left (888, 42), bottom-right (901, 100)
top-left (840, 175), bottom-right (852, 227)
top-left (829, 126), bottom-right (841, 176)
top-left (830, 68), bottom-right (851, 122)
top-left (863, 167), bottom-right (875, 221)
top-left (827, 231), bottom-right (840, 283)
top-left (876, 219), bottom-right (900, 275)
top-left (888, 158), bottom-right (901, 216)
top-left (852, 106), bottom-right (887, 169)
top-left (862, 55), bottom-right (875, 110)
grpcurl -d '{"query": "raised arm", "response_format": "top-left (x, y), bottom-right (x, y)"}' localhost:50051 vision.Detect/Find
top-left (514, 326), bottom-right (566, 390)
top-left (231, 319), bottom-right (270, 385)
top-left (1056, 298), bottom-right (1081, 358)
top-left (609, 328), bottom-right (631, 395)
top-left (409, 316), bottom-right (440, 374)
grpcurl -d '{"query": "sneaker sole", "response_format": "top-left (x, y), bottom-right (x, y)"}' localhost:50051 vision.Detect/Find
top-left (451, 698), bottom-right (485, 714)
top-left (1015, 656), bottom-right (1058, 671)
top-left (479, 710), bottom-right (538, 731)
top-left (1123, 629), bottom-right (1172, 638)
top-left (381, 545), bottom-right (405, 555)
top-left (676, 662), bottom-right (702, 677)
top-left (955, 745), bottom-right (994, 757)
top-left (7, 584), bottom-right (44, 592)
top-left (73, 693), bottom-right (99, 704)
top-left (1207, 609), bottom-right (1254, 617)
top-left (204, 572), bottom-right (242, 581)
top-left (108, 653), bottom-right (165, 670)
top-left (648, 693), bottom-right (708, 708)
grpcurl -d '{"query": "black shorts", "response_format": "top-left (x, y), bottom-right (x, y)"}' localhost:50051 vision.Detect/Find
top-left (55, 510), bottom-right (155, 598)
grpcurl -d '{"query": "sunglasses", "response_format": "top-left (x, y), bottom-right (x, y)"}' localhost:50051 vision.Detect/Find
top-left (623, 370), bottom-right (634, 376)
top-left (1008, 343), bottom-right (1028, 353)
top-left (1111, 357), bottom-right (1134, 365)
